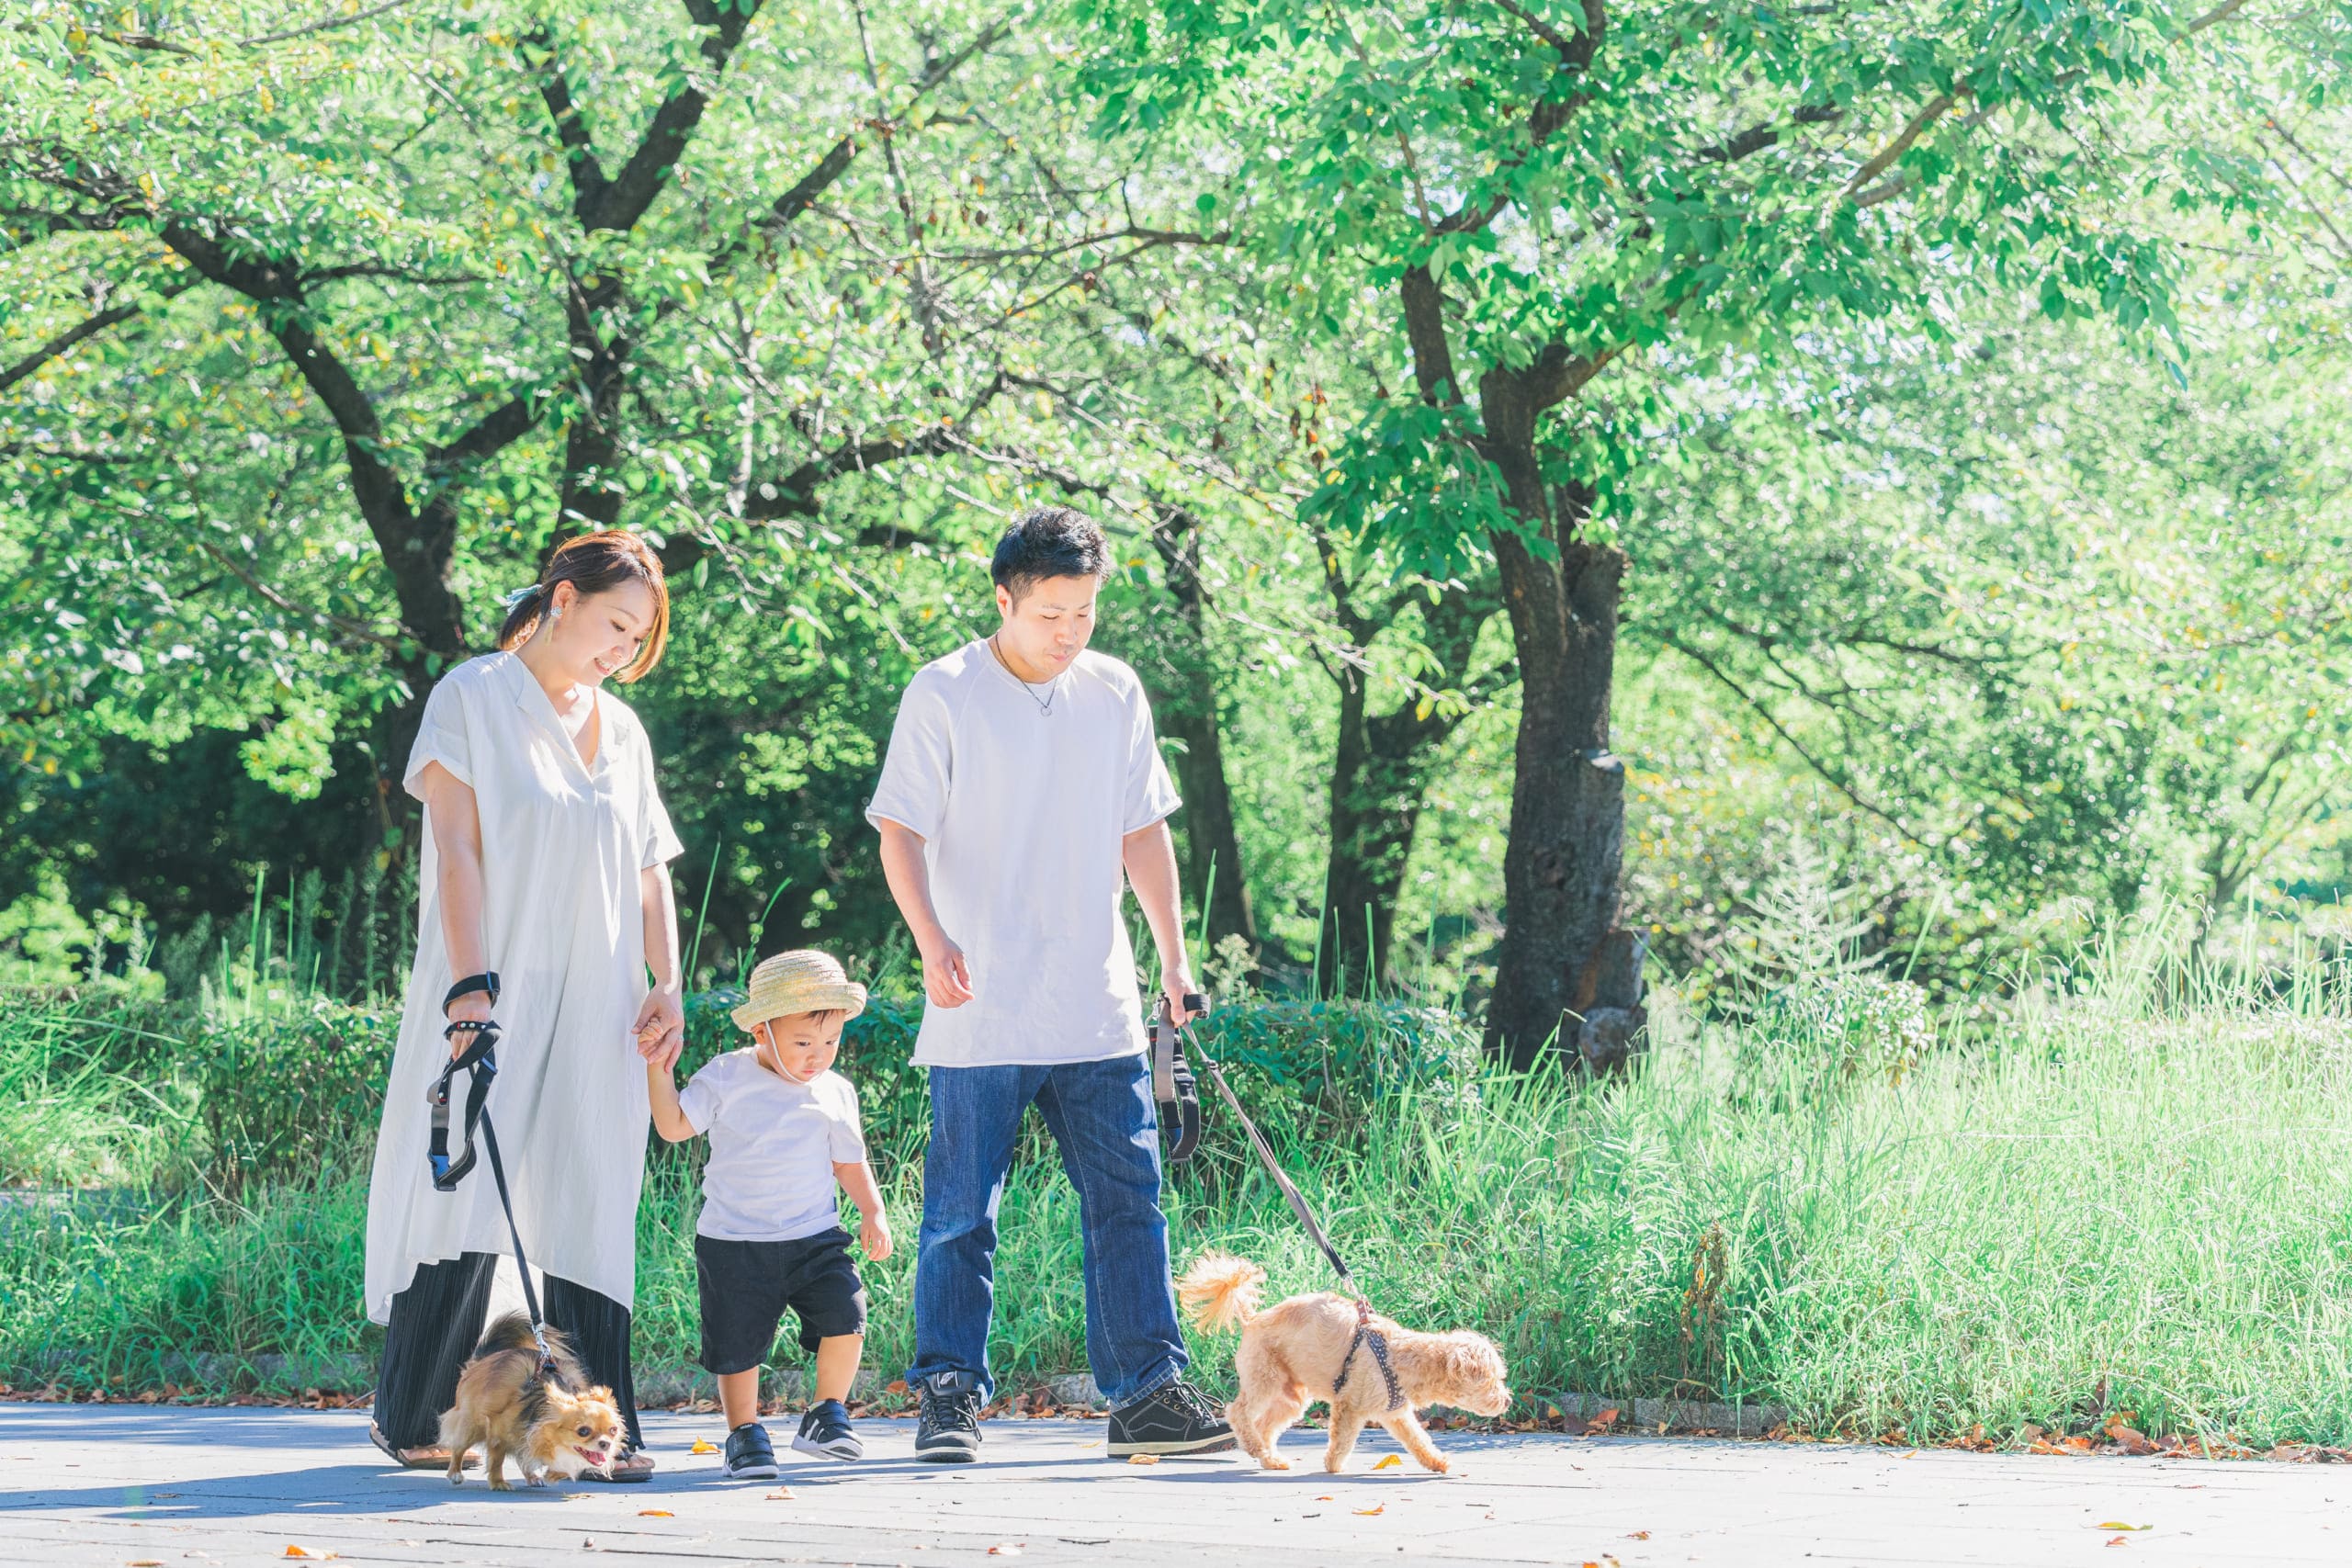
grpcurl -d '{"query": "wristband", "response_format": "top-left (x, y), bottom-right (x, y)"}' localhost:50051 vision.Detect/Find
top-left (444, 972), bottom-right (501, 1013)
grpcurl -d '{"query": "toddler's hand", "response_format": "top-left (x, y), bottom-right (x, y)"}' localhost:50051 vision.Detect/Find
top-left (861, 1213), bottom-right (893, 1263)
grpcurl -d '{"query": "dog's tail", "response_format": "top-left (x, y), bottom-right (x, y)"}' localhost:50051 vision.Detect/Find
top-left (1176, 1253), bottom-right (1265, 1332)
top-left (469, 1310), bottom-right (585, 1385)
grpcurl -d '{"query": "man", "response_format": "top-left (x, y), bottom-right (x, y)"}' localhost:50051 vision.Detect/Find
top-left (866, 505), bottom-right (1235, 1463)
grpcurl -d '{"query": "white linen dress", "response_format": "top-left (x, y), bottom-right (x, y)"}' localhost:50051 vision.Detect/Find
top-left (363, 650), bottom-right (684, 1324)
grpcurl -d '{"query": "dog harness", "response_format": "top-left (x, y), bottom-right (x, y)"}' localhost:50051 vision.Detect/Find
top-left (1331, 1297), bottom-right (1408, 1413)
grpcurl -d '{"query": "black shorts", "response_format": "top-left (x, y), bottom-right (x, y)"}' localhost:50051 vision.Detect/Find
top-left (694, 1229), bottom-right (869, 1375)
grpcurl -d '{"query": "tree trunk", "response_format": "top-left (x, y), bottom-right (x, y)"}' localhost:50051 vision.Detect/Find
top-left (1317, 580), bottom-right (1496, 996)
top-left (1479, 412), bottom-right (1645, 1070)
top-left (1147, 503), bottom-right (1257, 958)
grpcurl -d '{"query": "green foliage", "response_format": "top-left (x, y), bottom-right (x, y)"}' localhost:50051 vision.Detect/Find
top-left (15, 967), bottom-right (2352, 1450)
top-left (185, 998), bottom-right (399, 1196)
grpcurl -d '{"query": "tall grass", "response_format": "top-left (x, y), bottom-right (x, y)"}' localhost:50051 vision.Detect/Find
top-left (6, 931), bottom-right (2352, 1444)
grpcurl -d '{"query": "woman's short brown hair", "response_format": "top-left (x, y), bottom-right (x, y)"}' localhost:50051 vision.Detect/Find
top-left (496, 530), bottom-right (671, 682)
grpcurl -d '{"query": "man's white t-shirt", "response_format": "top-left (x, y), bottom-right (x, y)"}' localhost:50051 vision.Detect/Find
top-left (677, 1051), bottom-right (867, 1242)
top-left (865, 638), bottom-right (1182, 1067)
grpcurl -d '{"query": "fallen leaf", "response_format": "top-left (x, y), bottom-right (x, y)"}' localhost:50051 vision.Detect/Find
top-left (765, 1487), bottom-right (796, 1501)
top-left (1316, 1495), bottom-right (1335, 1501)
top-left (1627, 1531), bottom-right (1651, 1540)
top-left (1373, 1454), bottom-right (1403, 1470)
top-left (637, 1508), bottom-right (674, 1517)
top-left (1593, 1406), bottom-right (1621, 1428)
top-left (989, 1547), bottom-right (1024, 1557)
top-left (282, 1551), bottom-right (317, 1562)
top-left (1354, 1504), bottom-right (1385, 1516)
top-left (2106, 1536), bottom-right (2128, 1547)
top-left (689, 1438), bottom-right (718, 1454)
top-left (129, 1561), bottom-right (164, 1566)
top-left (2104, 1416), bottom-right (2157, 1456)
top-left (2096, 1524), bottom-right (2153, 1532)
top-left (886, 1380), bottom-right (910, 1394)
top-left (1126, 1453), bottom-right (1160, 1466)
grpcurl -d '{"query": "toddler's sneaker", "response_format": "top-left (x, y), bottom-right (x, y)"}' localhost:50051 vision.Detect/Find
top-left (793, 1398), bottom-right (864, 1461)
top-left (721, 1421), bottom-right (780, 1480)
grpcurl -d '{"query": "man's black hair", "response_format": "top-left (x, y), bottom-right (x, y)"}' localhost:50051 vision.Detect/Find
top-left (991, 505), bottom-right (1110, 603)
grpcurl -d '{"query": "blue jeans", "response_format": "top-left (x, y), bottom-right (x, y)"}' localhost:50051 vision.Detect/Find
top-left (908, 1053), bottom-right (1188, 1407)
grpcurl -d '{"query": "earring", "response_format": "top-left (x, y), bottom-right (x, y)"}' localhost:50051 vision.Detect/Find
top-left (548, 604), bottom-right (561, 625)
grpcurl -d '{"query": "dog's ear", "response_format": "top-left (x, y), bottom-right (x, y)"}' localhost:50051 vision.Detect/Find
top-left (1440, 1332), bottom-right (1506, 1392)
top-left (585, 1385), bottom-right (616, 1404)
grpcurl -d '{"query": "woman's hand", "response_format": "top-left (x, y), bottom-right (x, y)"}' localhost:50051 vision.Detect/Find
top-left (860, 1210), bottom-right (894, 1263)
top-left (445, 990), bottom-right (494, 1058)
top-left (633, 985), bottom-right (684, 1073)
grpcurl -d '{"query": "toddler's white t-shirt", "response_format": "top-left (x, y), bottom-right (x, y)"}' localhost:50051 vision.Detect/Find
top-left (677, 1051), bottom-right (866, 1242)
top-left (865, 640), bottom-right (1182, 1067)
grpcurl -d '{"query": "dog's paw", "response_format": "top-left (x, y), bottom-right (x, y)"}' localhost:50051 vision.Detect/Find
top-left (1422, 1456), bottom-right (1452, 1474)
top-left (1261, 1457), bottom-right (1293, 1472)
top-left (526, 1474), bottom-right (547, 1488)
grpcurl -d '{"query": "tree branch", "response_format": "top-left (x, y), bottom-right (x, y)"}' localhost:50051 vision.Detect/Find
top-left (1845, 90), bottom-right (1965, 195)
top-left (1658, 629), bottom-right (1917, 837)
top-left (526, 30), bottom-right (611, 221)
top-left (1399, 264), bottom-right (1466, 406)
top-left (1694, 101), bottom-right (1841, 165)
top-left (0, 277), bottom-right (192, 395)
top-left (584, 0), bottom-right (768, 234)
top-left (237, 0), bottom-right (421, 49)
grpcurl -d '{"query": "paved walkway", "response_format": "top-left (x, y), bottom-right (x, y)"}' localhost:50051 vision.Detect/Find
top-left (1, 1404), bottom-right (2345, 1565)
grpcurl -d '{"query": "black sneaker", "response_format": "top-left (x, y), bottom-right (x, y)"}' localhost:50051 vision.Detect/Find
top-left (721, 1421), bottom-right (779, 1480)
top-left (913, 1371), bottom-right (983, 1464)
top-left (792, 1398), bottom-right (863, 1461)
top-left (1106, 1378), bottom-right (1236, 1458)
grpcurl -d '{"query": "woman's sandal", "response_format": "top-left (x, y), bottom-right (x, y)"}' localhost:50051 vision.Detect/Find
top-left (368, 1422), bottom-right (475, 1471)
top-left (577, 1448), bottom-right (656, 1483)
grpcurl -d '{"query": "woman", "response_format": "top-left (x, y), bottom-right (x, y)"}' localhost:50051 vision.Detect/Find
top-left (363, 529), bottom-right (689, 1479)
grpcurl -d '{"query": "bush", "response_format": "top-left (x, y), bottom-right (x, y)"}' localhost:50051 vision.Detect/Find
top-left (1736, 972), bottom-right (1934, 1106)
top-left (187, 999), bottom-right (397, 1195)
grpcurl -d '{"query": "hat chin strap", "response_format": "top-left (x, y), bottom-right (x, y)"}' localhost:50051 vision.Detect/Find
top-left (756, 1035), bottom-right (817, 1084)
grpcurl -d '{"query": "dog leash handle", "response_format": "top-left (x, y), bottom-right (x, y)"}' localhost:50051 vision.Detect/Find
top-left (1150, 995), bottom-right (1205, 1164)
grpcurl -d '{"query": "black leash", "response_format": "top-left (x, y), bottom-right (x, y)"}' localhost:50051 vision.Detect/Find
top-left (1152, 994), bottom-right (1405, 1412)
top-left (426, 972), bottom-right (556, 1371)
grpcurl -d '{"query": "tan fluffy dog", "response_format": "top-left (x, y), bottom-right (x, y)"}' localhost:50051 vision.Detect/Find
top-left (438, 1313), bottom-right (628, 1490)
top-left (1179, 1254), bottom-right (1511, 1473)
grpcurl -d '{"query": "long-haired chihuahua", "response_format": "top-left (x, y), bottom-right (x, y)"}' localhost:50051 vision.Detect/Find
top-left (438, 1312), bottom-right (628, 1490)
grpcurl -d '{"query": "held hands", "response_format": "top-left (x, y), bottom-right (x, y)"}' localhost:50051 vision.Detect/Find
top-left (859, 1210), bottom-right (894, 1263)
top-left (633, 985), bottom-right (685, 1073)
top-left (918, 931), bottom-right (975, 1010)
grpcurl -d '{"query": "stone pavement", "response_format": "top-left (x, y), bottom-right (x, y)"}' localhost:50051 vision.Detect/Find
top-left (1, 1403), bottom-right (2345, 1566)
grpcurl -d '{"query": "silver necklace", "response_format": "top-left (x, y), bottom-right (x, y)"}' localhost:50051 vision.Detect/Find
top-left (989, 636), bottom-right (1060, 716)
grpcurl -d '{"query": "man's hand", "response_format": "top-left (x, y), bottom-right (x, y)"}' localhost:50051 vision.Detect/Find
top-left (920, 934), bottom-right (975, 1010)
top-left (445, 990), bottom-right (493, 1058)
top-left (860, 1211), bottom-right (894, 1262)
top-left (1162, 970), bottom-right (1202, 1028)
top-left (634, 986), bottom-right (685, 1072)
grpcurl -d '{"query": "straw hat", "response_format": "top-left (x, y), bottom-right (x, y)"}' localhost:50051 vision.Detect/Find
top-left (730, 949), bottom-right (868, 1032)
